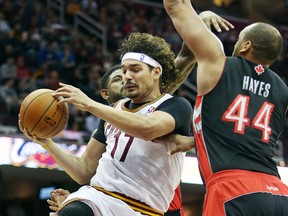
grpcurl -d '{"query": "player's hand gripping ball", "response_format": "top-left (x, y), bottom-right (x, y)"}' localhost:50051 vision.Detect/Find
top-left (19, 89), bottom-right (69, 138)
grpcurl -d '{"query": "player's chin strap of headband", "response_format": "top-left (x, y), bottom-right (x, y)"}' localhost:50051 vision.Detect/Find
top-left (121, 52), bottom-right (163, 73)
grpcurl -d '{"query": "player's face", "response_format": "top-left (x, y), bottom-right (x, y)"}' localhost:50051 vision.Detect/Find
top-left (106, 69), bottom-right (125, 103)
top-left (122, 59), bottom-right (158, 102)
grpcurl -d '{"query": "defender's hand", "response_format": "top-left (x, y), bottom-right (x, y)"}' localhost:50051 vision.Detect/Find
top-left (155, 134), bottom-right (195, 155)
top-left (199, 10), bottom-right (234, 32)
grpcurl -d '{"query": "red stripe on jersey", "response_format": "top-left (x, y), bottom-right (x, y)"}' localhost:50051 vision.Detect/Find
top-left (193, 96), bottom-right (213, 181)
top-left (193, 129), bottom-right (213, 181)
top-left (194, 95), bottom-right (202, 109)
top-left (168, 185), bottom-right (185, 216)
top-left (194, 114), bottom-right (201, 125)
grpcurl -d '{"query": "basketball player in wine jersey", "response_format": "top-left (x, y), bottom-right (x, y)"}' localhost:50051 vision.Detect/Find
top-left (164, 0), bottom-right (288, 215)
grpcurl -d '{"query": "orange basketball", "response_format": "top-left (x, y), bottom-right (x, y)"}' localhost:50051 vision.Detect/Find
top-left (19, 89), bottom-right (69, 138)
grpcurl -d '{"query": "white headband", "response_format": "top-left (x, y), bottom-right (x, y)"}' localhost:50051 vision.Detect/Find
top-left (121, 52), bottom-right (162, 72)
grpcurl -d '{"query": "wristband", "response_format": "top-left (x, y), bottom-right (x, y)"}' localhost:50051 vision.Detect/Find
top-left (42, 139), bottom-right (52, 149)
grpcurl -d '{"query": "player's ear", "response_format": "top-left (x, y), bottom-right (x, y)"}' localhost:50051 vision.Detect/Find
top-left (101, 89), bottom-right (109, 100)
top-left (153, 67), bottom-right (162, 80)
top-left (240, 41), bottom-right (252, 54)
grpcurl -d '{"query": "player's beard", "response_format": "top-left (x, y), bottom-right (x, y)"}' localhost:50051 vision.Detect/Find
top-left (109, 87), bottom-right (126, 102)
top-left (111, 92), bottom-right (125, 102)
top-left (125, 90), bottom-right (139, 99)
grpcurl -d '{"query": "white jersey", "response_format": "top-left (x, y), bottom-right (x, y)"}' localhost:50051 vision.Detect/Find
top-left (55, 186), bottom-right (143, 216)
top-left (90, 94), bottom-right (185, 212)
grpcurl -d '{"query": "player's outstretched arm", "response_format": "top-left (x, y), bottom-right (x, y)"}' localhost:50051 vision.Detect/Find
top-left (164, 10), bottom-right (234, 95)
top-left (53, 83), bottom-right (192, 141)
top-left (163, 0), bottom-right (227, 95)
top-left (18, 118), bottom-right (105, 184)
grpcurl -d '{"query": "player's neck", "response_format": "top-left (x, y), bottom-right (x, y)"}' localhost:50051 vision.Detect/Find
top-left (131, 90), bottom-right (162, 104)
top-left (242, 55), bottom-right (270, 68)
top-left (127, 93), bottom-right (164, 110)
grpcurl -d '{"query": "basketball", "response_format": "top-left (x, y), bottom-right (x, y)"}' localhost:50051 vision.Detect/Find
top-left (19, 89), bottom-right (69, 138)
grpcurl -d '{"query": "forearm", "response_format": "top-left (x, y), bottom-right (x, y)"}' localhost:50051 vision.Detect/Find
top-left (86, 101), bottom-right (173, 140)
top-left (45, 140), bottom-right (93, 184)
top-left (164, 0), bottom-right (223, 64)
top-left (172, 43), bottom-right (196, 92)
top-left (162, 42), bottom-right (196, 95)
top-left (53, 84), bottom-right (175, 140)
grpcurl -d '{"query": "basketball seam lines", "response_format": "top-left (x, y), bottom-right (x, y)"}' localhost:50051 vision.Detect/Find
top-left (22, 91), bottom-right (52, 131)
top-left (30, 97), bottom-right (57, 134)
top-left (42, 102), bottom-right (66, 138)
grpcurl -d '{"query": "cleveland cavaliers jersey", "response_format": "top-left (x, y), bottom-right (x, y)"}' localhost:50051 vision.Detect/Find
top-left (90, 94), bottom-right (185, 211)
top-left (193, 56), bottom-right (288, 182)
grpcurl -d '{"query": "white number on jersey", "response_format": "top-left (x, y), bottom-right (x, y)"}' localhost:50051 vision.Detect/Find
top-left (222, 94), bottom-right (274, 143)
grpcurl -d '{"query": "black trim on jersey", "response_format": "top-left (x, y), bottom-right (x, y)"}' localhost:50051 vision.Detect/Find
top-left (93, 96), bottom-right (193, 143)
top-left (156, 96), bottom-right (192, 136)
top-left (93, 119), bottom-right (106, 144)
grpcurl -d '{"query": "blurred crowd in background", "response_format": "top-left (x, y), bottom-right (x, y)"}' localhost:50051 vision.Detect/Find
top-left (0, 1), bottom-right (287, 216)
top-left (0, 0), bottom-right (287, 159)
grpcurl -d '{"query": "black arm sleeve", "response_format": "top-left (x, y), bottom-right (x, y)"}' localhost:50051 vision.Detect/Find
top-left (92, 119), bottom-right (107, 145)
top-left (156, 96), bottom-right (193, 136)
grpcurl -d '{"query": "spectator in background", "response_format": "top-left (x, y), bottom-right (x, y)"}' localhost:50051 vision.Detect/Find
top-left (58, 43), bottom-right (75, 77)
top-left (44, 70), bottom-right (61, 90)
top-left (16, 55), bottom-right (30, 79)
top-left (86, 65), bottom-right (102, 98)
top-left (0, 78), bottom-right (19, 114)
top-left (0, 57), bottom-right (17, 80)
top-left (66, 0), bottom-right (81, 24)
top-left (38, 42), bottom-right (58, 67)
top-left (9, 22), bottom-right (24, 47)
top-left (81, 0), bottom-right (99, 18)
top-left (2, 44), bottom-right (16, 62)
top-left (0, 12), bottom-right (11, 35)
top-left (66, 0), bottom-right (81, 15)
top-left (85, 113), bottom-right (100, 134)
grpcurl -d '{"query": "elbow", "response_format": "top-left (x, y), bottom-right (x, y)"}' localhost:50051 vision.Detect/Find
top-left (73, 169), bottom-right (95, 185)
top-left (136, 131), bottom-right (154, 141)
top-left (135, 124), bottom-right (157, 141)
top-left (74, 176), bottom-right (90, 185)
top-left (138, 134), bottom-right (154, 141)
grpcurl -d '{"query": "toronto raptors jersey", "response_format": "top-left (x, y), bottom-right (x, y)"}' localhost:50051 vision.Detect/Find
top-left (193, 56), bottom-right (288, 182)
top-left (91, 94), bottom-right (189, 211)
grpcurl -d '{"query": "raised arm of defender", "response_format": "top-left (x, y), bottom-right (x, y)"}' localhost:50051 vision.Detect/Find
top-left (163, 0), bottom-right (227, 95)
top-left (165, 10), bottom-right (234, 95)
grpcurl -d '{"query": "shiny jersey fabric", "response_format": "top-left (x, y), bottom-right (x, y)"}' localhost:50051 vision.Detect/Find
top-left (193, 56), bottom-right (288, 182)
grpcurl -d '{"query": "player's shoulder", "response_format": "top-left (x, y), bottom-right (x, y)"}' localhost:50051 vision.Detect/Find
top-left (162, 95), bottom-right (193, 109)
top-left (170, 95), bottom-right (191, 103)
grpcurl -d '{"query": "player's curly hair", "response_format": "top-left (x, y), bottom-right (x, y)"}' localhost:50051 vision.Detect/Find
top-left (118, 32), bottom-right (178, 93)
